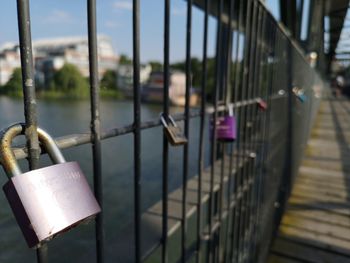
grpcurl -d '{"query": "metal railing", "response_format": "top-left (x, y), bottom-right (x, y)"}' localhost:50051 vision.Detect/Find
top-left (0, 0), bottom-right (325, 263)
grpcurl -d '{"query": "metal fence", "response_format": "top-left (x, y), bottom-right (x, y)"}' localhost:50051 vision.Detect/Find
top-left (1, 0), bottom-right (325, 263)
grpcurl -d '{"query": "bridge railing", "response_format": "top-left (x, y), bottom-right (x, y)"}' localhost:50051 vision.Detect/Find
top-left (0, 0), bottom-right (325, 263)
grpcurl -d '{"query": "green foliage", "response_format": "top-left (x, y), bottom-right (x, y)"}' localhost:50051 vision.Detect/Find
top-left (0, 68), bottom-right (23, 96)
top-left (100, 89), bottom-right (124, 99)
top-left (119, 54), bottom-right (132, 65)
top-left (101, 70), bottom-right (118, 90)
top-left (100, 70), bottom-right (123, 99)
top-left (149, 61), bottom-right (163, 72)
top-left (50, 64), bottom-right (89, 98)
top-left (171, 57), bottom-right (216, 97)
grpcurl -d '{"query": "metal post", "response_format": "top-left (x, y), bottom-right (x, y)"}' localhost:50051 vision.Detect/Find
top-left (196, 1), bottom-right (209, 262)
top-left (87, 0), bottom-right (104, 262)
top-left (133, 0), bottom-right (142, 262)
top-left (16, 0), bottom-right (44, 262)
top-left (162, 1), bottom-right (171, 262)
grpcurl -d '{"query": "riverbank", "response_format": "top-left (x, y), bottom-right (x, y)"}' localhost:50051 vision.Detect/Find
top-left (0, 89), bottom-right (124, 100)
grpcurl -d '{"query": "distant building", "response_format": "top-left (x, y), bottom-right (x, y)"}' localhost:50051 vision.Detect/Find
top-left (117, 64), bottom-right (152, 95)
top-left (0, 44), bottom-right (21, 85)
top-left (0, 35), bottom-right (118, 87)
top-left (142, 71), bottom-right (199, 106)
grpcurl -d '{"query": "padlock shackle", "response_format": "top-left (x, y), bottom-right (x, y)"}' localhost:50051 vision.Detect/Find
top-left (168, 115), bottom-right (178, 127)
top-left (160, 113), bottom-right (178, 128)
top-left (160, 113), bottom-right (168, 128)
top-left (0, 123), bottom-right (66, 178)
top-left (37, 127), bottom-right (66, 164)
top-left (228, 104), bottom-right (234, 116)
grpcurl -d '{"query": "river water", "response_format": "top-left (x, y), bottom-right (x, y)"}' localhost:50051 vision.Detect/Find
top-left (0, 96), bottom-right (211, 263)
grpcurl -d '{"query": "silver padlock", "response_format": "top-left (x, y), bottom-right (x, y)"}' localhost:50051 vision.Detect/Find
top-left (0, 123), bottom-right (101, 248)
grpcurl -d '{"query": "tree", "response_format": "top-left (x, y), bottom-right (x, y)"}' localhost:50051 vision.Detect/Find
top-left (50, 64), bottom-right (88, 96)
top-left (170, 57), bottom-right (218, 99)
top-left (149, 61), bottom-right (163, 72)
top-left (119, 54), bottom-right (132, 65)
top-left (0, 68), bottom-right (23, 96)
top-left (100, 70), bottom-right (118, 90)
top-left (171, 58), bottom-right (202, 88)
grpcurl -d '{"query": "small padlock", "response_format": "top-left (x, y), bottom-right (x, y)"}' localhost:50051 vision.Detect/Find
top-left (160, 113), bottom-right (187, 146)
top-left (297, 92), bottom-right (307, 102)
top-left (216, 105), bottom-right (237, 142)
top-left (0, 123), bottom-right (101, 248)
top-left (256, 98), bottom-right (268, 111)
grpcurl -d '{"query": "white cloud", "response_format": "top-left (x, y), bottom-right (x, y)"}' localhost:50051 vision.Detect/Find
top-left (113, 1), bottom-right (132, 11)
top-left (44, 10), bottom-right (74, 24)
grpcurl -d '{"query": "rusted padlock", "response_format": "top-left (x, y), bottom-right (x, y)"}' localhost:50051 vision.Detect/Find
top-left (0, 123), bottom-right (101, 248)
top-left (160, 113), bottom-right (187, 146)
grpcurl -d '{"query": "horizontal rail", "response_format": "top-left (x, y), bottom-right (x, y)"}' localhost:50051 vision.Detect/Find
top-left (10, 92), bottom-right (291, 162)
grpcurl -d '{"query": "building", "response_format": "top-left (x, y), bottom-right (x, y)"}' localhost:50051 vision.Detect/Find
top-left (141, 71), bottom-right (199, 106)
top-left (0, 35), bottom-right (118, 87)
top-left (117, 64), bottom-right (152, 95)
top-left (0, 44), bottom-right (21, 85)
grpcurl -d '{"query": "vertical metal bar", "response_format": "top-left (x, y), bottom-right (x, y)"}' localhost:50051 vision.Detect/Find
top-left (257, 16), bottom-right (278, 260)
top-left (226, 4), bottom-right (240, 263)
top-left (133, 0), bottom-right (142, 262)
top-left (236, 0), bottom-right (253, 261)
top-left (224, 0), bottom-right (235, 108)
top-left (221, 0), bottom-right (235, 261)
top-left (208, 0), bottom-right (223, 261)
top-left (215, 13), bottom-right (229, 263)
top-left (252, 15), bottom-right (275, 260)
top-left (196, 1), bottom-right (209, 262)
top-left (230, 0), bottom-right (244, 261)
top-left (245, 5), bottom-right (265, 261)
top-left (162, 0), bottom-right (171, 262)
top-left (181, 0), bottom-right (192, 261)
top-left (16, 0), bottom-right (44, 262)
top-left (252, 1), bottom-right (264, 243)
top-left (241, 2), bottom-right (259, 261)
top-left (87, 0), bottom-right (104, 262)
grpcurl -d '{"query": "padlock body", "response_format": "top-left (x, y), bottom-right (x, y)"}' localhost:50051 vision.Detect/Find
top-left (297, 94), bottom-right (307, 102)
top-left (216, 116), bottom-right (237, 142)
top-left (3, 162), bottom-right (101, 248)
top-left (164, 126), bottom-right (188, 146)
top-left (258, 100), bottom-right (268, 110)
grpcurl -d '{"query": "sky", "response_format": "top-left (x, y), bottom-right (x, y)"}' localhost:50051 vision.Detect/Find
top-left (0, 0), bottom-right (280, 63)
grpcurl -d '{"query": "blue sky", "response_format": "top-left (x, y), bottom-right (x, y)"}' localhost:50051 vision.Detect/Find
top-left (0, 0), bottom-right (279, 63)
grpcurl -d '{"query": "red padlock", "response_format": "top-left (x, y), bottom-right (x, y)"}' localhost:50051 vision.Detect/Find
top-left (256, 98), bottom-right (268, 111)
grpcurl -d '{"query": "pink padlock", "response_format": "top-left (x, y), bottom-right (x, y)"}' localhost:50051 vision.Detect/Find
top-left (0, 123), bottom-right (101, 248)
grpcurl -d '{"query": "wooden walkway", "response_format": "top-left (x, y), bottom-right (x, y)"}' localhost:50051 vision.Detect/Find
top-left (267, 97), bottom-right (350, 263)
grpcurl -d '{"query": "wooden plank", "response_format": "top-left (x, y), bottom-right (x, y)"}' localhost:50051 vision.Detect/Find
top-left (292, 183), bottom-right (347, 200)
top-left (293, 178), bottom-right (348, 193)
top-left (289, 192), bottom-right (350, 207)
top-left (288, 195), bottom-right (350, 216)
top-left (281, 213), bottom-right (350, 242)
top-left (302, 160), bottom-right (348, 173)
top-left (278, 223), bottom-right (350, 253)
top-left (295, 176), bottom-right (348, 189)
top-left (299, 166), bottom-right (350, 180)
top-left (284, 210), bottom-right (350, 229)
top-left (267, 253), bottom-right (304, 263)
top-left (271, 237), bottom-right (350, 263)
